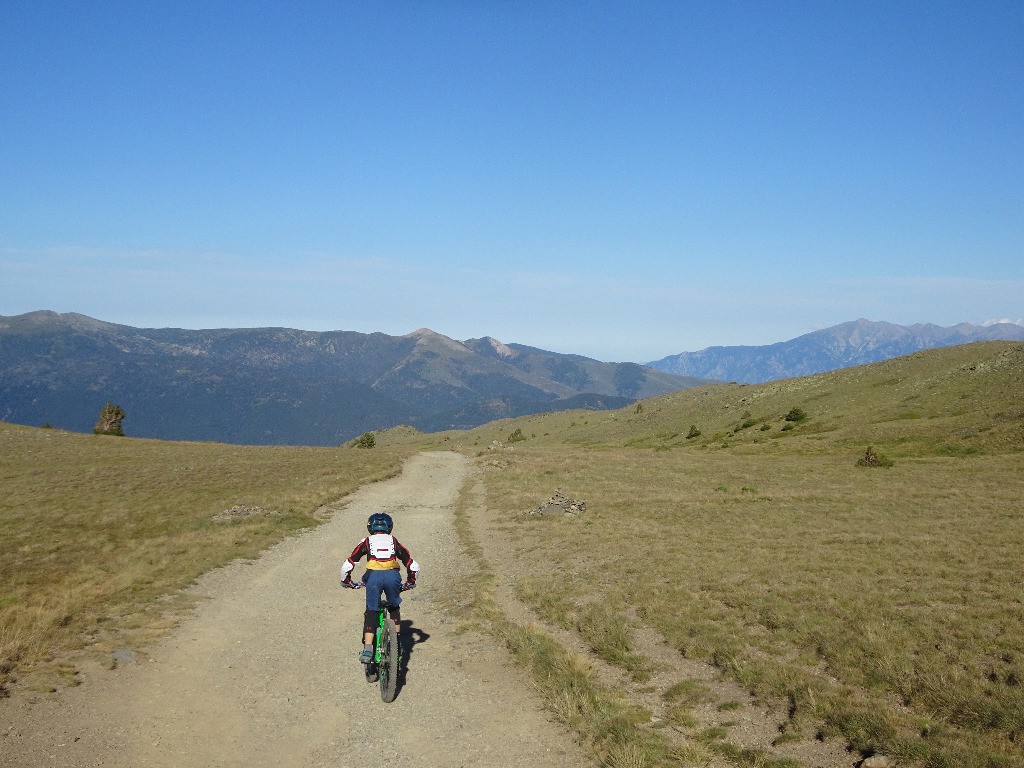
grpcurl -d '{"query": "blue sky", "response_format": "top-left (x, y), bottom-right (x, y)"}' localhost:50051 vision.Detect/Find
top-left (2, 2), bottom-right (1022, 362)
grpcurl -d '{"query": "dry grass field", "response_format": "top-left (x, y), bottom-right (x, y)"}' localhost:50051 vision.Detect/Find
top-left (0, 424), bottom-right (410, 695)
top-left (440, 342), bottom-right (1024, 767)
top-left (2, 341), bottom-right (1020, 767)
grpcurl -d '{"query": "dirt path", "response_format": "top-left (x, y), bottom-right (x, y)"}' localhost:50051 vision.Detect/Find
top-left (1, 452), bottom-right (592, 768)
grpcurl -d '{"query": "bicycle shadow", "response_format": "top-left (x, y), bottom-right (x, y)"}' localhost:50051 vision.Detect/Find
top-left (396, 620), bottom-right (430, 694)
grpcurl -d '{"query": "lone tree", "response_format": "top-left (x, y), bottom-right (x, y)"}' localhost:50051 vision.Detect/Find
top-left (353, 432), bottom-right (376, 449)
top-left (94, 402), bottom-right (126, 436)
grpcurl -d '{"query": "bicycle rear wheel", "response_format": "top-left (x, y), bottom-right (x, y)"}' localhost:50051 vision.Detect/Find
top-left (379, 618), bottom-right (399, 702)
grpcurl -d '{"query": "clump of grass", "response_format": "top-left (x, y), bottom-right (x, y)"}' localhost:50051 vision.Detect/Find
top-left (497, 621), bottom-right (667, 762)
top-left (518, 578), bottom-right (652, 682)
top-left (516, 577), bottom-right (578, 629)
top-left (576, 603), bottom-right (653, 682)
top-left (665, 705), bottom-right (699, 728)
top-left (772, 731), bottom-right (802, 746)
top-left (663, 679), bottom-right (714, 706)
top-left (712, 741), bottom-right (801, 768)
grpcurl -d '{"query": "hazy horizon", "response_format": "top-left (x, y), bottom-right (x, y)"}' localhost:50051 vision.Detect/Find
top-left (3, 3), bottom-right (1022, 362)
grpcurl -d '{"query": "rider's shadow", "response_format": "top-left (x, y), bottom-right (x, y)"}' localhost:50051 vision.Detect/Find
top-left (397, 620), bottom-right (430, 691)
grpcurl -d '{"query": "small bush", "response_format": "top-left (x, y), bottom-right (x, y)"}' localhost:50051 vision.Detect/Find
top-left (856, 446), bottom-right (893, 468)
top-left (686, 425), bottom-right (702, 439)
top-left (354, 432), bottom-right (376, 449)
top-left (784, 407), bottom-right (808, 423)
top-left (508, 428), bottom-right (526, 443)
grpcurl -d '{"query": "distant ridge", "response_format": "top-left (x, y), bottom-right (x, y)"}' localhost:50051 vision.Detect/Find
top-left (0, 311), bottom-right (704, 445)
top-left (647, 319), bottom-right (1024, 383)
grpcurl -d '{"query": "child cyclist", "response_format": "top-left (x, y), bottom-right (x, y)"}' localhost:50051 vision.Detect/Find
top-left (340, 512), bottom-right (419, 663)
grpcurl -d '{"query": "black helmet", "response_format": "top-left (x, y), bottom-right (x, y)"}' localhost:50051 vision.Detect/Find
top-left (367, 512), bottom-right (393, 534)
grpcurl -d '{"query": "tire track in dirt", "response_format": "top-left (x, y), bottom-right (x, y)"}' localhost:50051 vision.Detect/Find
top-left (1, 452), bottom-right (592, 768)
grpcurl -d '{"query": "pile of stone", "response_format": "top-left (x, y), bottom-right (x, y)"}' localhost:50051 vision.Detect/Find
top-left (530, 490), bottom-right (587, 517)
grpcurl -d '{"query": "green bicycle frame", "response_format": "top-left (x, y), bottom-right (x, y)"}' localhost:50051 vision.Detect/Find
top-left (373, 607), bottom-right (388, 663)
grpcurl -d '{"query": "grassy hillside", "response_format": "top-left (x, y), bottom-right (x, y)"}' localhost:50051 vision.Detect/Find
top-left (436, 342), bottom-right (1024, 766)
top-left (2, 341), bottom-right (1020, 766)
top-left (442, 341), bottom-right (1023, 456)
top-left (0, 424), bottom-right (412, 695)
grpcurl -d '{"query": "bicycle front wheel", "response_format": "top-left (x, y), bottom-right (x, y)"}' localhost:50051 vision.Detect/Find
top-left (379, 618), bottom-right (399, 702)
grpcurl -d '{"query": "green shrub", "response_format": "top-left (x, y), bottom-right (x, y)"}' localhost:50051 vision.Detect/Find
top-left (856, 446), bottom-right (893, 468)
top-left (354, 432), bottom-right (376, 449)
top-left (508, 427), bottom-right (526, 443)
top-left (686, 425), bottom-right (702, 439)
top-left (784, 407), bottom-right (808, 423)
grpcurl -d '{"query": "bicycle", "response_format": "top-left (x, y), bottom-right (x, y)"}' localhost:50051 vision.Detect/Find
top-left (345, 581), bottom-right (413, 702)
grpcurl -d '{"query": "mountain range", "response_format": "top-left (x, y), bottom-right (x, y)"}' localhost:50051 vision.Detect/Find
top-left (0, 311), bottom-right (701, 445)
top-left (4, 312), bottom-right (1022, 445)
top-left (647, 319), bottom-right (1024, 383)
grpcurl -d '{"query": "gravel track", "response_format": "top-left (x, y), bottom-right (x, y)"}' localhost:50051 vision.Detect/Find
top-left (1, 452), bottom-right (591, 768)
